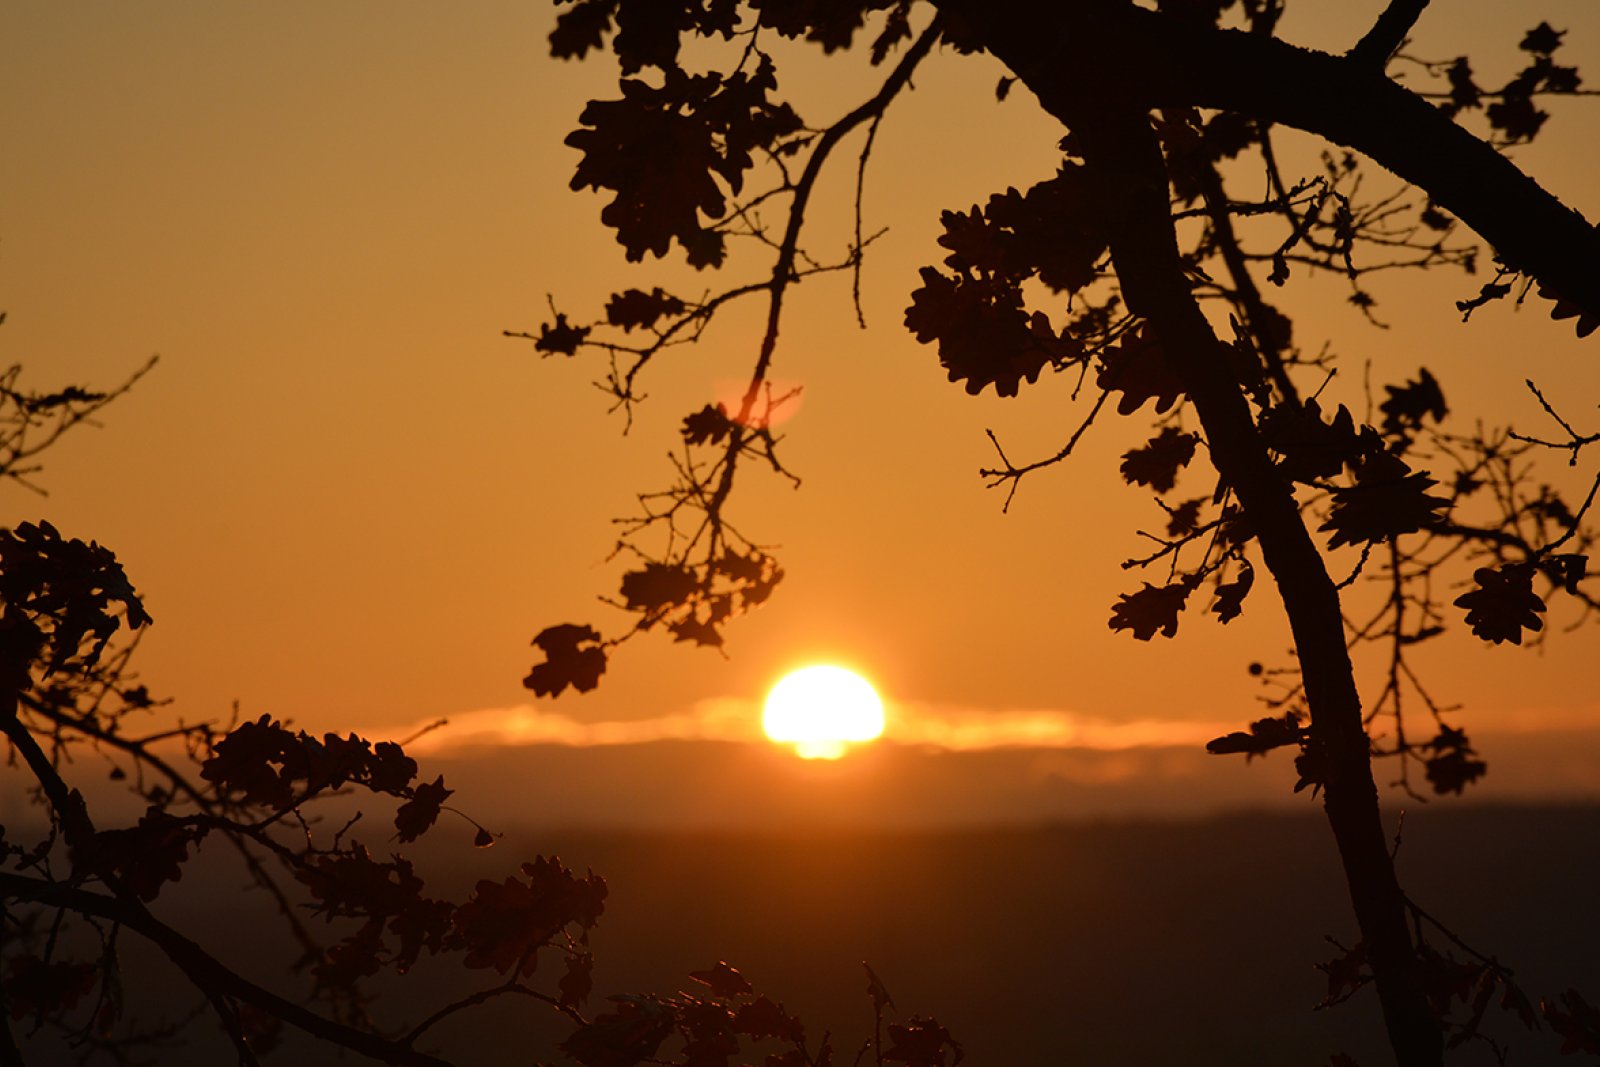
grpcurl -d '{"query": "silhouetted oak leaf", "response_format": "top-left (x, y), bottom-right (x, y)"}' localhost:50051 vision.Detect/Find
top-left (303, 731), bottom-right (376, 792)
top-left (904, 269), bottom-right (1058, 397)
top-left (1212, 562), bottom-right (1254, 623)
top-left (606, 287), bottom-right (686, 331)
top-left (1165, 497), bottom-right (1203, 537)
top-left (561, 952), bottom-right (595, 1009)
top-left (669, 615), bottom-right (724, 648)
top-left (555, 0), bottom-right (741, 76)
top-left (714, 551), bottom-right (766, 584)
top-left (1108, 579), bottom-right (1193, 641)
top-left (1206, 712), bottom-right (1304, 758)
top-left (935, 206), bottom-right (1007, 276)
top-left (1096, 328), bottom-right (1185, 415)
top-left (381, 890), bottom-right (457, 974)
top-left (525, 623), bottom-right (608, 697)
top-left (1119, 427), bottom-right (1198, 493)
top-left (1453, 563), bottom-right (1545, 645)
top-left (0, 521), bottom-right (152, 678)
top-left (732, 996), bottom-right (803, 1042)
top-left (1487, 94), bottom-right (1547, 143)
top-left (313, 926), bottom-right (385, 988)
top-left (1539, 552), bottom-right (1588, 594)
top-left (738, 560), bottom-right (783, 609)
top-left (690, 961), bottom-right (754, 999)
top-left (1543, 989), bottom-right (1600, 1056)
top-left (536, 313), bottom-right (591, 356)
top-left (1319, 452), bottom-right (1449, 549)
top-left (566, 59), bottom-right (800, 266)
top-left (525, 853), bottom-right (608, 929)
top-left (1538, 281), bottom-right (1600, 339)
top-left (934, 166), bottom-right (1108, 294)
top-left (452, 856), bottom-right (606, 977)
top-left (561, 998), bottom-right (674, 1067)
top-left (1005, 167), bottom-right (1108, 292)
top-left (1521, 22), bottom-right (1565, 56)
top-left (1202, 110), bottom-right (1257, 161)
top-left (883, 1017), bottom-right (962, 1067)
top-left (869, 1), bottom-right (915, 64)
top-left (682, 403), bottom-right (733, 446)
top-left (1257, 398), bottom-right (1375, 484)
top-left (295, 845), bottom-right (426, 921)
top-left (750, 0), bottom-right (892, 54)
top-left (199, 715), bottom-right (301, 809)
top-left (674, 996), bottom-right (742, 1067)
top-left (550, 0), bottom-right (618, 62)
top-left (394, 775), bottom-right (452, 843)
top-left (1422, 726), bottom-right (1486, 795)
top-left (1294, 743), bottom-right (1330, 795)
top-left (90, 811), bottom-right (205, 902)
top-left (1315, 943), bottom-right (1370, 1007)
top-left (367, 740), bottom-right (419, 794)
top-left (4, 957), bottom-right (97, 1022)
top-left (1529, 53), bottom-right (1582, 93)
top-left (620, 562), bottom-right (699, 613)
top-left (1444, 57), bottom-right (1482, 113)
top-left (1379, 368), bottom-right (1447, 438)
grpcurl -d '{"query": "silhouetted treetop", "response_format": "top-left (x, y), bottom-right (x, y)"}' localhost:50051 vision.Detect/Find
top-left (518, 3), bottom-right (1600, 1064)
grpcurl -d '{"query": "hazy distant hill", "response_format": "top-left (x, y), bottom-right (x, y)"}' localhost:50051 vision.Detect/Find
top-left (17, 806), bottom-right (1598, 1065)
top-left (415, 733), bottom-right (1600, 828)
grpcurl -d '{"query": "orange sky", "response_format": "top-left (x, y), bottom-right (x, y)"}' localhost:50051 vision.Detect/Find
top-left (5, 2), bottom-right (1600, 814)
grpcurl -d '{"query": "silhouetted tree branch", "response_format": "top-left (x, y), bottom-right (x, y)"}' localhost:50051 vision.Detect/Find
top-left (518, 3), bottom-right (1600, 1065)
top-left (1348, 0), bottom-right (1430, 70)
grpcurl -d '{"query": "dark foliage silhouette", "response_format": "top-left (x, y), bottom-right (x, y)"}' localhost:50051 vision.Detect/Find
top-left (0, 363), bottom-right (956, 1059)
top-left (507, 2), bottom-right (1600, 1065)
top-left (6, 2), bottom-right (1600, 1065)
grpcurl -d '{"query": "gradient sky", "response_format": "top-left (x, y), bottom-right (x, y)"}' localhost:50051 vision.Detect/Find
top-left (5, 2), bottom-right (1600, 816)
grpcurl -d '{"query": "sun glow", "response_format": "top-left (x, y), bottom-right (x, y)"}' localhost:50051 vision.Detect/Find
top-left (762, 665), bottom-right (886, 759)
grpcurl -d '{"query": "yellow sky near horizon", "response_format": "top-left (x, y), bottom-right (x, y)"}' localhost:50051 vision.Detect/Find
top-left (5, 2), bottom-right (1600, 783)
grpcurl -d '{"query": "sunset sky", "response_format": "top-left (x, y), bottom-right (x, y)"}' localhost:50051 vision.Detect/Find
top-left (6, 1), bottom-right (1600, 821)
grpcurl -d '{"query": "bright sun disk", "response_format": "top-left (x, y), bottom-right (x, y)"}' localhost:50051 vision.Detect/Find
top-left (762, 665), bottom-right (885, 759)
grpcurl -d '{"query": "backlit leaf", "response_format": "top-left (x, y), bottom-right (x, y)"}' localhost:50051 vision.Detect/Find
top-left (1320, 452), bottom-right (1449, 549)
top-left (1205, 711), bottom-right (1303, 758)
top-left (1108, 579), bottom-right (1193, 641)
top-left (1119, 427), bottom-right (1198, 493)
top-left (1096, 327), bottom-right (1185, 416)
top-left (1453, 563), bottom-right (1546, 645)
top-left (525, 623), bottom-right (608, 698)
top-left (1212, 562), bottom-right (1254, 623)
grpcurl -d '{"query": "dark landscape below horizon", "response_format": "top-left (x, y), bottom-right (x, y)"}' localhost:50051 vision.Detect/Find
top-left (14, 804), bottom-right (1599, 1066)
top-left (414, 733), bottom-right (1600, 827)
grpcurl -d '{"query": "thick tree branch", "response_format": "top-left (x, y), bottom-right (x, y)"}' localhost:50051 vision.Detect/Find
top-left (1348, 0), bottom-right (1430, 70)
top-left (934, 0), bottom-right (1600, 324)
top-left (943, 10), bottom-right (1452, 1053)
top-left (0, 873), bottom-right (452, 1067)
top-left (1069, 103), bottom-right (1443, 1066)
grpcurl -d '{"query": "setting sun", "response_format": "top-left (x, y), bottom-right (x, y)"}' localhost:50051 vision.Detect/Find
top-left (762, 665), bottom-right (886, 760)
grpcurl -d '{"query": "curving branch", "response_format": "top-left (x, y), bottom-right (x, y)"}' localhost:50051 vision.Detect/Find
top-left (712, 13), bottom-right (945, 504)
top-left (0, 873), bottom-right (454, 1067)
top-left (932, 0), bottom-right (1600, 325)
top-left (963, 30), bottom-right (1451, 1053)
